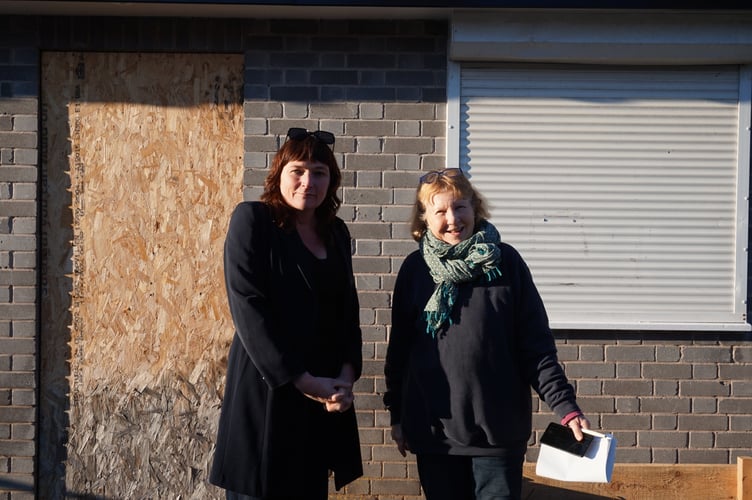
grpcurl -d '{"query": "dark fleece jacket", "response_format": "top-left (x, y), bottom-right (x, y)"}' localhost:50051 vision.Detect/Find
top-left (384, 242), bottom-right (581, 456)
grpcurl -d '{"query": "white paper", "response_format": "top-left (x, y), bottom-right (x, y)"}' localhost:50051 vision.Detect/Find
top-left (535, 428), bottom-right (616, 483)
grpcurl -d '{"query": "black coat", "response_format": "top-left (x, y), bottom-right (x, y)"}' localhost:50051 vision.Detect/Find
top-left (384, 243), bottom-right (581, 455)
top-left (210, 201), bottom-right (363, 497)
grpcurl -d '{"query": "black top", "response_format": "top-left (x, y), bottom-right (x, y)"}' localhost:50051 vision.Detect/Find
top-left (384, 242), bottom-right (581, 456)
top-left (210, 201), bottom-right (362, 497)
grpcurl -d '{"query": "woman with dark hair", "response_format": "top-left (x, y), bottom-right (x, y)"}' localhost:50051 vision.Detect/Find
top-left (210, 128), bottom-right (363, 500)
top-left (383, 168), bottom-right (589, 500)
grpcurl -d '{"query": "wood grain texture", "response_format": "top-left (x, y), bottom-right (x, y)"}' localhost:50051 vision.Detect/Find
top-left (41, 52), bottom-right (243, 499)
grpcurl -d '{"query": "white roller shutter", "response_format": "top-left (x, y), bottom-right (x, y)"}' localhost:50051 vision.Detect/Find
top-left (458, 64), bottom-right (750, 330)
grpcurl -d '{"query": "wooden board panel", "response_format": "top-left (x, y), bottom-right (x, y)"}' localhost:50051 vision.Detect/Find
top-left (40, 52), bottom-right (243, 499)
top-left (522, 463), bottom-right (737, 499)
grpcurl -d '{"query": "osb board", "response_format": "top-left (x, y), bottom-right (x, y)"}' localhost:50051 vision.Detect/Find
top-left (40, 52), bottom-right (242, 499)
top-left (522, 463), bottom-right (738, 499)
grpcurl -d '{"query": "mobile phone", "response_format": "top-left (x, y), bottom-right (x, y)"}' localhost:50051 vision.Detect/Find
top-left (540, 422), bottom-right (594, 457)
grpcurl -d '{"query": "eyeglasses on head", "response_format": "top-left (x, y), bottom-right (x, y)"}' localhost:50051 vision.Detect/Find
top-left (286, 127), bottom-right (335, 145)
top-left (419, 168), bottom-right (464, 185)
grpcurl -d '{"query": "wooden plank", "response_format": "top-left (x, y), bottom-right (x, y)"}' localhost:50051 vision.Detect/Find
top-left (523, 463), bottom-right (736, 499)
top-left (740, 456), bottom-right (752, 500)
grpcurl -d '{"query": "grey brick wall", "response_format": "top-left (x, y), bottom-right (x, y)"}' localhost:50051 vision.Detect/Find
top-left (0, 14), bottom-right (39, 497)
top-left (1, 12), bottom-right (751, 500)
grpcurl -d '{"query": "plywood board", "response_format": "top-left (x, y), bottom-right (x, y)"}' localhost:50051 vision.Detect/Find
top-left (40, 52), bottom-right (242, 499)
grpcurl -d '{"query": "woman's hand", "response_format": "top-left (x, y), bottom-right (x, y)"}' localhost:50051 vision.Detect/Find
top-left (293, 369), bottom-right (355, 413)
top-left (391, 423), bottom-right (409, 457)
top-left (566, 415), bottom-right (591, 441)
top-left (293, 372), bottom-right (343, 403)
top-left (325, 363), bottom-right (356, 413)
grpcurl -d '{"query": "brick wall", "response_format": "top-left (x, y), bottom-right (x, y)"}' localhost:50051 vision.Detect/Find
top-left (0, 13), bottom-right (751, 500)
top-left (0, 15), bottom-right (40, 499)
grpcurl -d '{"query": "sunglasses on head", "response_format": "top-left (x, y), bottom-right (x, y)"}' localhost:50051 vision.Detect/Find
top-left (419, 168), bottom-right (464, 184)
top-left (286, 127), bottom-right (335, 145)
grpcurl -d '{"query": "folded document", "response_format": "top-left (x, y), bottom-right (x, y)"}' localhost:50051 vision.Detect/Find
top-left (535, 425), bottom-right (616, 483)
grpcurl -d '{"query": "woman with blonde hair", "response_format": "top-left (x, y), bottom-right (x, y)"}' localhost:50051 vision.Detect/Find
top-left (384, 168), bottom-right (589, 500)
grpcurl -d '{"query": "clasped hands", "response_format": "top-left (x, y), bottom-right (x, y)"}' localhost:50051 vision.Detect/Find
top-left (293, 371), bottom-right (355, 413)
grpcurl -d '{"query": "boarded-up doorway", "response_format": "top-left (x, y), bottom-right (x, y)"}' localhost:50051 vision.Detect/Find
top-left (40, 52), bottom-right (243, 499)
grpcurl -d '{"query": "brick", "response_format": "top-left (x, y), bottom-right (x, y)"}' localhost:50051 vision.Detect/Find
top-left (0, 372), bottom-right (34, 389)
top-left (382, 240), bottom-right (418, 257)
top-left (655, 345), bottom-right (681, 363)
top-left (640, 397), bottom-right (690, 413)
top-left (395, 121), bottom-right (420, 137)
top-left (0, 304), bottom-right (35, 320)
top-left (355, 138), bottom-right (383, 155)
top-left (678, 449), bottom-right (728, 464)
top-left (682, 346), bottom-right (732, 363)
top-left (689, 431), bottom-right (714, 448)
top-left (642, 362), bottom-right (692, 379)
top-left (11, 117), bottom-right (35, 132)
top-left (0, 440), bottom-right (33, 456)
top-left (9, 322), bottom-right (34, 338)
top-left (579, 345), bottom-right (604, 361)
top-left (310, 103), bottom-right (358, 119)
top-left (715, 431), bottom-right (752, 449)
top-left (575, 380), bottom-right (602, 396)
top-left (719, 364), bottom-right (752, 379)
top-left (0, 236), bottom-right (35, 252)
top-left (616, 362), bottom-right (641, 378)
top-left (11, 149), bottom-right (37, 165)
top-left (602, 414), bottom-right (651, 430)
top-left (371, 478), bottom-right (421, 496)
top-left (654, 380), bottom-right (678, 396)
top-left (692, 397), bottom-right (717, 414)
top-left (678, 415), bottom-right (728, 431)
top-left (9, 457), bottom-right (33, 474)
top-left (344, 154), bottom-right (395, 171)
top-left (384, 103), bottom-right (436, 120)
top-left (602, 380), bottom-right (652, 396)
top-left (653, 449), bottom-right (677, 463)
top-left (0, 166), bottom-right (39, 184)
top-left (10, 390), bottom-right (33, 406)
top-left (0, 100), bottom-right (36, 115)
top-left (605, 345), bottom-right (654, 361)
top-left (346, 121), bottom-right (395, 137)
top-left (382, 137), bottom-right (434, 154)
top-left (10, 287), bottom-right (35, 304)
top-left (10, 218), bottom-right (37, 236)
top-left (733, 346), bottom-right (752, 362)
top-left (0, 340), bottom-right (33, 355)
top-left (358, 291), bottom-right (389, 308)
top-left (0, 133), bottom-right (35, 149)
top-left (356, 240), bottom-right (382, 256)
top-left (718, 397), bottom-right (752, 414)
top-left (614, 448), bottom-right (651, 463)
top-left (679, 380), bottom-right (730, 397)
top-left (0, 472), bottom-right (33, 494)
top-left (638, 431), bottom-right (688, 448)
top-left (733, 381), bottom-right (752, 398)
top-left (653, 415), bottom-right (677, 430)
top-left (244, 101), bottom-right (282, 118)
top-left (729, 415), bottom-right (752, 431)
top-left (244, 135), bottom-right (278, 153)
top-left (560, 362), bottom-right (615, 379)
top-left (616, 397), bottom-right (639, 413)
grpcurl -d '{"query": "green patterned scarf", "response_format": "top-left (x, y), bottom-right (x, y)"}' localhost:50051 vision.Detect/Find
top-left (420, 220), bottom-right (503, 338)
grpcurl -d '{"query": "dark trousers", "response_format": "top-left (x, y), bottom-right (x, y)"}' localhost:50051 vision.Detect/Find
top-left (416, 449), bottom-right (526, 500)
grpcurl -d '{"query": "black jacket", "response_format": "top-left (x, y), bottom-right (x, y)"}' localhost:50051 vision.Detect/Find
top-left (210, 201), bottom-right (363, 496)
top-left (384, 242), bottom-right (580, 456)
